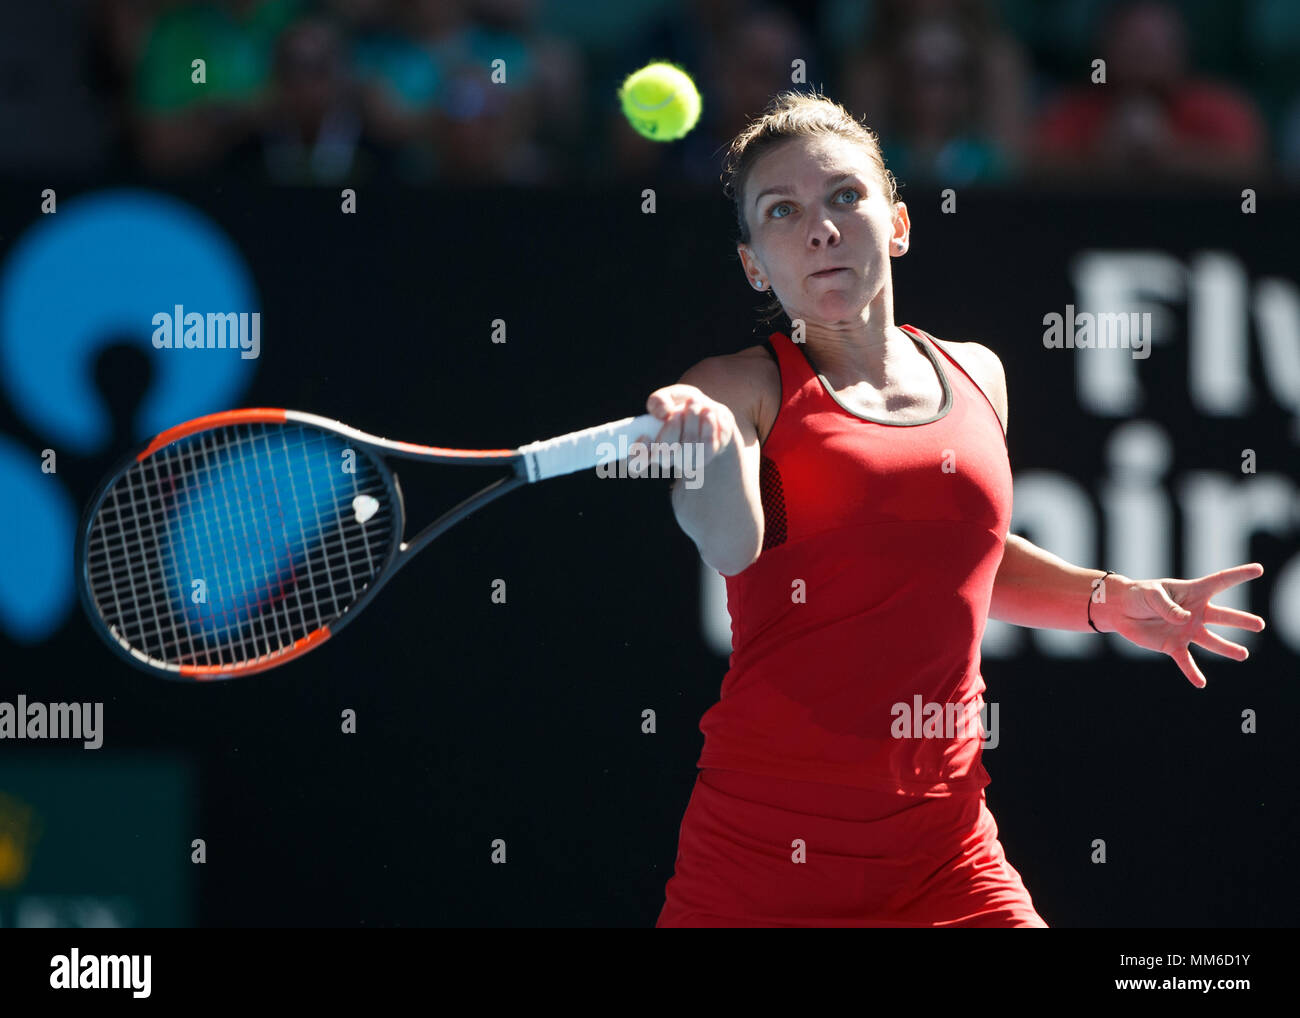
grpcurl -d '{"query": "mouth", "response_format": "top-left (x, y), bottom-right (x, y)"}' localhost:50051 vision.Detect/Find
top-left (809, 267), bottom-right (850, 278)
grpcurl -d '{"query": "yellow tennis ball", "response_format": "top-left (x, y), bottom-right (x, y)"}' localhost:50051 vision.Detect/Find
top-left (618, 62), bottom-right (702, 142)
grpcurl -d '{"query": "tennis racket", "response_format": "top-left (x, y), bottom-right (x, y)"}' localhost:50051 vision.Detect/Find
top-left (77, 407), bottom-right (660, 679)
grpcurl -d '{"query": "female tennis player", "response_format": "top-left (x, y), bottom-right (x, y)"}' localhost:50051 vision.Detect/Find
top-left (638, 91), bottom-right (1266, 928)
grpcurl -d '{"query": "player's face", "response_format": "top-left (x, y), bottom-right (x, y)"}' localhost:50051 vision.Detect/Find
top-left (739, 135), bottom-right (908, 326)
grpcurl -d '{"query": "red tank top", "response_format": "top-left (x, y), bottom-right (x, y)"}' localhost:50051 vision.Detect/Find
top-left (697, 325), bottom-right (1013, 797)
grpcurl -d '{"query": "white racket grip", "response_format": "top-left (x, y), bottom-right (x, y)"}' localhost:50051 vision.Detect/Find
top-left (519, 413), bottom-right (661, 482)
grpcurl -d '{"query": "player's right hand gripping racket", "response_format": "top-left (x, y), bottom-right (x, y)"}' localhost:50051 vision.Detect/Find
top-left (77, 408), bottom-right (659, 679)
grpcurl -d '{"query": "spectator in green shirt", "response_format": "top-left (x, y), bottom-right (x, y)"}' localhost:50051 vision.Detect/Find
top-left (132, 0), bottom-right (303, 173)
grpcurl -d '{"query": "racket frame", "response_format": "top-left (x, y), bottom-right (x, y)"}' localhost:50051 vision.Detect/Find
top-left (77, 408), bottom-right (532, 680)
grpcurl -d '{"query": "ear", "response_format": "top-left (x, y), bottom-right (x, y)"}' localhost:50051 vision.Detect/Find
top-left (737, 243), bottom-right (764, 289)
top-left (891, 202), bottom-right (911, 254)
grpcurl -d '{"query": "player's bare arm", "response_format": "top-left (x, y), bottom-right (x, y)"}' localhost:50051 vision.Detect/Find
top-left (640, 353), bottom-right (765, 576)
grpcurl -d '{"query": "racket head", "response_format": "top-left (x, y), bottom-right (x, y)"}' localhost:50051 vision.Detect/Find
top-left (76, 408), bottom-right (404, 680)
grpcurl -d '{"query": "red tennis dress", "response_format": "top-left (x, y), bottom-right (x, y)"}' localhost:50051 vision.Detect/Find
top-left (656, 325), bottom-right (1046, 927)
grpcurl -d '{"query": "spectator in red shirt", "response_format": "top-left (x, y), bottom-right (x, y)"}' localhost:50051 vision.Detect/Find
top-left (1031, 0), bottom-right (1267, 182)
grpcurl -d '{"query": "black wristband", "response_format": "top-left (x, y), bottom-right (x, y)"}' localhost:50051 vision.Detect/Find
top-left (1088, 570), bottom-right (1116, 633)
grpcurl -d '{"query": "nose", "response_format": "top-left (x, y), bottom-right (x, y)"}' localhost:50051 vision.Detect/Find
top-left (809, 218), bottom-right (840, 248)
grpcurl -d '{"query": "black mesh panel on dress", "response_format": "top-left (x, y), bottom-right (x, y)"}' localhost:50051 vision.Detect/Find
top-left (759, 455), bottom-right (787, 550)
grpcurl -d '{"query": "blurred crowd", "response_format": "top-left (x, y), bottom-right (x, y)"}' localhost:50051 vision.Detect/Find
top-left (7, 0), bottom-right (1300, 186)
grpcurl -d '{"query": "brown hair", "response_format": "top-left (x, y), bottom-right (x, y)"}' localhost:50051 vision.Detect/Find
top-left (720, 90), bottom-right (900, 323)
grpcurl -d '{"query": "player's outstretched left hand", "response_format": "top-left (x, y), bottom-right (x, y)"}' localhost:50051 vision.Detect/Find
top-left (1096, 564), bottom-right (1266, 687)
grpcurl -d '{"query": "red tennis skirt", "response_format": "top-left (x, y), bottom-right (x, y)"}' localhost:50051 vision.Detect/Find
top-left (657, 768), bottom-right (1047, 927)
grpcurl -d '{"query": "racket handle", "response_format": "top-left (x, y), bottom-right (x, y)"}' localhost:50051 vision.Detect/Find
top-left (519, 413), bottom-right (661, 481)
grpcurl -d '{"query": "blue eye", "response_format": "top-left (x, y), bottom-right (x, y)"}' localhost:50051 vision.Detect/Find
top-left (767, 188), bottom-right (861, 219)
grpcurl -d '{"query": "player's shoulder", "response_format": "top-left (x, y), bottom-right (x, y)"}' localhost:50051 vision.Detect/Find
top-left (928, 333), bottom-right (992, 361)
top-left (921, 332), bottom-right (999, 379)
top-left (678, 343), bottom-right (775, 389)
top-left (928, 335), bottom-right (1007, 435)
top-left (676, 345), bottom-right (778, 438)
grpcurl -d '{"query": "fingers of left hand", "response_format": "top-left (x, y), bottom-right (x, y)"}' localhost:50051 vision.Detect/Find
top-left (1172, 647), bottom-right (1207, 688)
top-left (1205, 562), bottom-right (1265, 595)
top-left (1192, 629), bottom-right (1249, 661)
top-left (1203, 603), bottom-right (1265, 632)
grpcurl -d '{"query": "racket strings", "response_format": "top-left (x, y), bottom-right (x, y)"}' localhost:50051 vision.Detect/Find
top-left (84, 421), bottom-right (396, 670)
